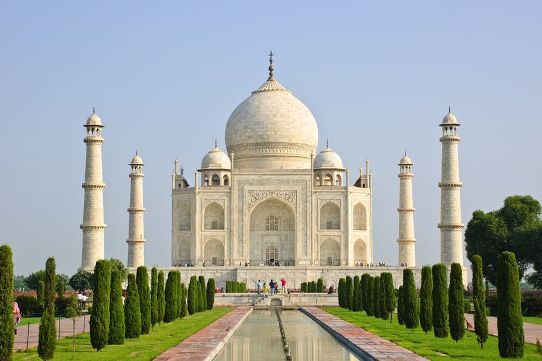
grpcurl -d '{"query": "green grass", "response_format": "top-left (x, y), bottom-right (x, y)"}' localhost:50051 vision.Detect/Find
top-left (18, 316), bottom-right (67, 326)
top-left (324, 307), bottom-right (542, 361)
top-left (523, 316), bottom-right (542, 325)
top-left (14, 307), bottom-right (231, 361)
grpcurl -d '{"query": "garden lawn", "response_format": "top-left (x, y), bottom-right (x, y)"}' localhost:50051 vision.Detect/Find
top-left (13, 307), bottom-right (231, 361)
top-left (523, 316), bottom-right (542, 325)
top-left (324, 307), bottom-right (541, 361)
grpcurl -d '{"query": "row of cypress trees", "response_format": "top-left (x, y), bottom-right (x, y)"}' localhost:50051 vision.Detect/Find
top-left (301, 278), bottom-right (325, 293)
top-left (225, 281), bottom-right (246, 293)
top-left (187, 275), bottom-right (215, 314)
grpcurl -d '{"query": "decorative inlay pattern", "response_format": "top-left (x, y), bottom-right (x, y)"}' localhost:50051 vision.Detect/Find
top-left (230, 142), bottom-right (314, 157)
top-left (247, 190), bottom-right (296, 210)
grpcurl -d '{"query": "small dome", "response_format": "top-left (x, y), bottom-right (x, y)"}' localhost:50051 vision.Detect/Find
top-left (130, 153), bottom-right (143, 165)
top-left (201, 145), bottom-right (231, 170)
top-left (86, 110), bottom-right (103, 126)
top-left (314, 146), bottom-right (344, 169)
top-left (399, 154), bottom-right (412, 165)
top-left (441, 110), bottom-right (458, 125)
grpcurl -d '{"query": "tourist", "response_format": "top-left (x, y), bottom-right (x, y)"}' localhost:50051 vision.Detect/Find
top-left (269, 279), bottom-right (275, 295)
top-left (281, 278), bottom-right (286, 293)
top-left (263, 282), bottom-right (269, 297)
top-left (13, 301), bottom-right (21, 335)
top-left (257, 279), bottom-right (262, 294)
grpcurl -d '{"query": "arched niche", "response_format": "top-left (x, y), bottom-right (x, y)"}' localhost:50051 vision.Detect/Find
top-left (204, 239), bottom-right (224, 266)
top-left (353, 203), bottom-right (367, 230)
top-left (354, 239), bottom-right (367, 265)
top-left (179, 203), bottom-right (191, 231)
top-left (320, 238), bottom-right (340, 266)
top-left (320, 202), bottom-right (340, 230)
top-left (204, 202), bottom-right (225, 230)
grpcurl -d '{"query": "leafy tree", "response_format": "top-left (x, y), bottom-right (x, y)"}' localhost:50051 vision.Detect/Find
top-left (180, 283), bottom-right (188, 317)
top-left (352, 276), bottom-right (360, 311)
top-left (37, 280), bottom-right (45, 307)
top-left (338, 278), bottom-right (345, 308)
top-left (124, 274), bottom-right (141, 338)
top-left (497, 251), bottom-right (524, 358)
top-left (0, 245), bottom-right (14, 361)
top-left (157, 271), bottom-right (165, 323)
top-left (198, 276), bottom-right (206, 312)
top-left (361, 274), bottom-right (370, 313)
top-left (136, 266), bottom-right (151, 334)
top-left (109, 258), bottom-right (128, 282)
top-left (419, 266), bottom-right (433, 334)
top-left (345, 276), bottom-right (353, 310)
top-left (69, 270), bottom-right (92, 293)
top-left (397, 286), bottom-right (404, 325)
top-left (55, 275), bottom-right (68, 299)
top-left (65, 295), bottom-right (81, 358)
top-left (432, 263), bottom-right (448, 337)
top-left (187, 276), bottom-right (198, 315)
top-left (373, 276), bottom-right (380, 318)
top-left (382, 273), bottom-right (396, 322)
top-left (150, 268), bottom-right (158, 328)
top-left (163, 272), bottom-right (176, 322)
top-left (378, 276), bottom-right (387, 319)
top-left (449, 263), bottom-right (465, 342)
top-left (472, 255), bottom-right (488, 349)
top-left (90, 260), bottom-right (111, 351)
top-left (38, 257), bottom-right (56, 360)
top-left (108, 270), bottom-right (125, 345)
top-left (402, 269), bottom-right (419, 328)
top-left (24, 270), bottom-right (45, 291)
top-left (366, 276), bottom-right (374, 316)
top-left (206, 278), bottom-right (215, 310)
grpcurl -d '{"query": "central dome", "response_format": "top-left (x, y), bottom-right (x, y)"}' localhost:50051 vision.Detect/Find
top-left (225, 74), bottom-right (318, 170)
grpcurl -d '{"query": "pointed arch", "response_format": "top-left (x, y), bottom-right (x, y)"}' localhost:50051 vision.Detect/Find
top-left (320, 202), bottom-right (340, 230)
top-left (354, 239), bottom-right (367, 265)
top-left (320, 238), bottom-right (340, 266)
top-left (204, 202), bottom-right (224, 230)
top-left (204, 239), bottom-right (224, 266)
top-left (353, 203), bottom-right (367, 230)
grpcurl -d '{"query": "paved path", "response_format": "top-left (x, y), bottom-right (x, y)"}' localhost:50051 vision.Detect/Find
top-left (14, 315), bottom-right (89, 351)
top-left (301, 307), bottom-right (428, 361)
top-left (465, 314), bottom-right (542, 345)
top-left (154, 306), bottom-right (252, 361)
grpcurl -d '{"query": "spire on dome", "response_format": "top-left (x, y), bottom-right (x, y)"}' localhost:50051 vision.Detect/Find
top-left (268, 51), bottom-right (274, 80)
top-left (92, 106), bottom-right (96, 114)
top-left (214, 138), bottom-right (218, 148)
top-left (326, 138), bottom-right (329, 148)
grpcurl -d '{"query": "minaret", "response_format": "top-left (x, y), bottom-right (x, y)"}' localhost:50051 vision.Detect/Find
top-left (439, 108), bottom-right (464, 266)
top-left (80, 109), bottom-right (106, 270)
top-left (397, 153), bottom-right (416, 267)
top-left (127, 152), bottom-right (146, 268)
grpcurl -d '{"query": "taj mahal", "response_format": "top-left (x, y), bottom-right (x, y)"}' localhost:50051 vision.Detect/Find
top-left (79, 54), bottom-right (465, 288)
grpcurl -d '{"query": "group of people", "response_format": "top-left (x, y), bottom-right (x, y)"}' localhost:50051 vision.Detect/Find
top-left (256, 278), bottom-right (287, 296)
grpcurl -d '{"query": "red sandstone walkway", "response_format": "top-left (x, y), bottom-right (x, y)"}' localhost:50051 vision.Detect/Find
top-left (14, 314), bottom-right (89, 351)
top-left (465, 314), bottom-right (542, 345)
top-left (154, 306), bottom-right (252, 361)
top-left (301, 307), bottom-right (428, 361)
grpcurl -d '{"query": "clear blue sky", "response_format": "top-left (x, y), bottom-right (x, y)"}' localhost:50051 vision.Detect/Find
top-left (1, 1), bottom-right (541, 275)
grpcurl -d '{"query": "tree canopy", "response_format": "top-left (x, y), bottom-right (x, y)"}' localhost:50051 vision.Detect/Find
top-left (465, 195), bottom-right (542, 287)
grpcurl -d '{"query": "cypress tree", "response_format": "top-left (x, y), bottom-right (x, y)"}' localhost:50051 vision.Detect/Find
top-left (37, 280), bottom-right (45, 307)
top-left (397, 286), bottom-right (404, 325)
top-left (150, 267), bottom-right (158, 328)
top-left (163, 272), bottom-right (176, 322)
top-left (0, 245), bottom-right (14, 361)
top-left (180, 283), bottom-right (188, 317)
top-left (108, 270), bottom-right (125, 345)
top-left (497, 251), bottom-right (524, 358)
top-left (402, 269), bottom-right (419, 328)
top-left (38, 257), bottom-right (56, 360)
top-left (353, 276), bottom-right (360, 311)
top-left (90, 259), bottom-right (111, 351)
top-left (449, 263), bottom-right (465, 342)
top-left (432, 263), bottom-right (449, 337)
top-left (172, 272), bottom-right (180, 319)
top-left (420, 266), bottom-right (433, 334)
top-left (357, 278), bottom-right (363, 313)
top-left (345, 276), bottom-right (353, 310)
top-left (187, 276), bottom-right (197, 315)
top-left (383, 273), bottom-right (396, 322)
top-left (124, 274), bottom-right (141, 338)
top-left (472, 255), bottom-right (488, 349)
top-left (136, 266), bottom-right (151, 334)
top-left (373, 276), bottom-right (380, 318)
top-left (338, 278), bottom-right (345, 308)
top-left (379, 275), bottom-right (388, 320)
top-left (317, 278), bottom-right (324, 293)
top-left (361, 274), bottom-right (370, 313)
top-left (157, 271), bottom-right (165, 324)
top-left (366, 276), bottom-right (374, 316)
top-left (207, 278), bottom-right (216, 310)
top-left (198, 276), bottom-right (206, 312)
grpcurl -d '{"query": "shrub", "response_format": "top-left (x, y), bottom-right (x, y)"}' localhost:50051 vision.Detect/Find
top-left (69, 270), bottom-right (92, 293)
top-left (136, 266), bottom-right (151, 334)
top-left (108, 270), bottom-right (125, 345)
top-left (522, 296), bottom-right (542, 317)
top-left (378, 276), bottom-right (387, 319)
top-left (187, 276), bottom-right (198, 315)
top-left (15, 295), bottom-right (40, 316)
top-left (172, 272), bottom-right (180, 318)
top-left (198, 276), bottom-right (206, 312)
top-left (300, 282), bottom-right (306, 293)
top-left (124, 274), bottom-right (141, 338)
top-left (397, 286), bottom-right (404, 325)
top-left (497, 251), bottom-right (524, 358)
top-left (0, 245), bottom-right (14, 361)
top-left (403, 269), bottom-right (419, 328)
top-left (207, 278), bottom-right (215, 310)
top-left (90, 260), bottom-right (111, 351)
top-left (432, 263), bottom-right (449, 337)
top-left (472, 255), bottom-right (488, 349)
top-left (464, 300), bottom-right (471, 313)
top-left (180, 283), bottom-right (187, 317)
top-left (163, 272), bottom-right (175, 323)
top-left (157, 271), bottom-right (165, 323)
top-left (338, 278), bottom-right (345, 308)
top-left (382, 273), bottom-right (396, 322)
top-left (420, 266), bottom-right (433, 334)
top-left (353, 276), bottom-right (360, 311)
top-left (361, 274), bottom-right (370, 314)
top-left (449, 263), bottom-right (465, 342)
top-left (366, 276), bottom-right (374, 316)
top-left (150, 267), bottom-right (158, 328)
top-left (373, 276), bottom-right (380, 318)
top-left (317, 278), bottom-right (324, 293)
top-left (38, 257), bottom-right (56, 359)
top-left (345, 276), bottom-right (353, 310)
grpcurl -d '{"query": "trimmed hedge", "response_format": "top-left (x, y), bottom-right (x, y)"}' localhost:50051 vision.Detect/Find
top-left (90, 259), bottom-right (111, 351)
top-left (124, 273), bottom-right (141, 338)
top-left (361, 274), bottom-right (370, 314)
top-left (207, 278), bottom-right (215, 310)
top-left (432, 263), bottom-right (449, 337)
top-left (108, 270), bottom-right (125, 345)
top-left (317, 278), bottom-right (324, 293)
top-left (338, 278), bottom-right (346, 308)
top-left (449, 263), bottom-right (465, 342)
top-left (163, 272), bottom-right (176, 323)
top-left (420, 266), bottom-right (433, 334)
top-left (198, 276), bottom-right (206, 312)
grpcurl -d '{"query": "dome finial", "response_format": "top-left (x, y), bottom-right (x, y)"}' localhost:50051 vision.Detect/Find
top-left (92, 106), bottom-right (96, 114)
top-left (326, 138), bottom-right (329, 148)
top-left (214, 138), bottom-right (218, 148)
top-left (448, 105), bottom-right (451, 113)
top-left (268, 51), bottom-right (274, 80)
top-left (136, 150), bottom-right (138, 156)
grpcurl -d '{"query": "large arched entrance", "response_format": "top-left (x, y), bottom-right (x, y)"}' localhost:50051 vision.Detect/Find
top-left (249, 198), bottom-right (295, 266)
